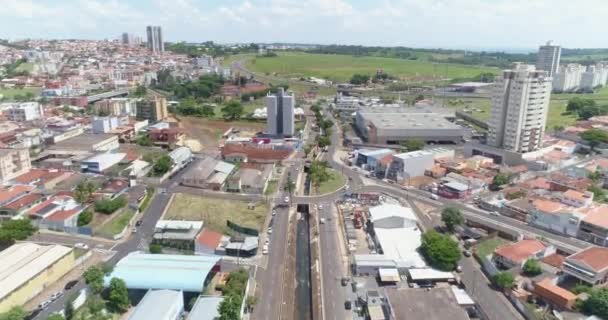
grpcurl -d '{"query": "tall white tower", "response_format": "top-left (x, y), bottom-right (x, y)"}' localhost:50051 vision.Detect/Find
top-left (536, 41), bottom-right (561, 77)
top-left (146, 26), bottom-right (164, 54)
top-left (487, 63), bottom-right (552, 153)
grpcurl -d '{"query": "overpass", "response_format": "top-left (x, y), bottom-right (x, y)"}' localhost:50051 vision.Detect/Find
top-left (87, 89), bottom-right (130, 103)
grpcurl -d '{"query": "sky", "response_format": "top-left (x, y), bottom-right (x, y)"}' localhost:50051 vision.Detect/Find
top-left (1, 0), bottom-right (607, 51)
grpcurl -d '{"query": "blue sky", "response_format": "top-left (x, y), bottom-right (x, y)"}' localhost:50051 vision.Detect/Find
top-left (1, 0), bottom-right (606, 50)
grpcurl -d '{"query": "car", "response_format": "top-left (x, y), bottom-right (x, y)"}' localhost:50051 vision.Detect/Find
top-left (64, 280), bottom-right (79, 290)
top-left (430, 194), bottom-right (439, 200)
top-left (320, 218), bottom-right (326, 224)
top-left (136, 220), bottom-right (143, 227)
top-left (25, 308), bottom-right (41, 320)
top-left (74, 243), bottom-right (89, 250)
top-left (267, 228), bottom-right (273, 235)
top-left (132, 228), bottom-right (137, 233)
top-left (38, 300), bottom-right (51, 310)
top-left (284, 196), bottom-right (290, 203)
top-left (341, 277), bottom-right (349, 286)
top-left (463, 250), bottom-right (472, 257)
top-left (490, 211), bottom-right (500, 216)
top-left (272, 210), bottom-right (276, 216)
top-left (344, 300), bottom-right (352, 310)
top-left (50, 291), bottom-right (64, 301)
top-left (318, 204), bottom-right (323, 210)
top-left (456, 265), bottom-right (462, 273)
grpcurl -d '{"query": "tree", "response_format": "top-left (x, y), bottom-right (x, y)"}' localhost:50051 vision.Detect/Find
top-left (0, 219), bottom-right (36, 247)
top-left (221, 101), bottom-right (244, 120)
top-left (218, 294), bottom-right (241, 320)
top-left (149, 244), bottom-right (163, 254)
top-left (441, 207), bottom-right (464, 232)
top-left (133, 85), bottom-right (147, 97)
top-left (245, 295), bottom-right (257, 312)
top-left (349, 74), bottom-right (370, 85)
top-left (107, 278), bottom-right (130, 313)
top-left (64, 295), bottom-right (75, 320)
top-left (522, 259), bottom-right (542, 276)
top-left (588, 185), bottom-right (606, 201)
top-left (589, 171), bottom-right (603, 183)
top-left (152, 155), bottom-right (173, 176)
top-left (580, 129), bottom-right (608, 151)
top-left (77, 210), bottom-right (93, 227)
top-left (284, 173), bottom-right (296, 196)
top-left (400, 139), bottom-right (425, 151)
top-left (94, 197), bottom-right (127, 214)
top-left (317, 136), bottom-right (331, 149)
top-left (492, 173), bottom-right (509, 187)
top-left (583, 288), bottom-right (608, 319)
top-left (420, 230), bottom-right (461, 271)
top-left (414, 94), bottom-right (425, 103)
top-left (493, 271), bottom-right (515, 290)
top-left (83, 266), bottom-right (105, 294)
top-left (0, 306), bottom-right (27, 320)
top-left (47, 314), bottom-right (65, 320)
top-left (74, 181), bottom-right (97, 204)
top-left (567, 97), bottom-right (596, 113)
top-left (303, 144), bottom-right (313, 157)
top-left (309, 161), bottom-right (331, 192)
top-left (136, 135), bottom-right (153, 146)
top-left (201, 104), bottom-right (215, 117)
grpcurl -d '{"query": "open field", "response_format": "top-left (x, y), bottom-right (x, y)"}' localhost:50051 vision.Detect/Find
top-left (313, 169), bottom-right (346, 195)
top-left (96, 208), bottom-right (135, 238)
top-left (0, 86), bottom-right (42, 99)
top-left (245, 52), bottom-right (498, 83)
top-left (14, 62), bottom-right (34, 73)
top-left (164, 193), bottom-right (268, 234)
top-left (178, 116), bottom-right (266, 149)
top-left (264, 180), bottom-right (278, 196)
top-left (474, 236), bottom-right (510, 259)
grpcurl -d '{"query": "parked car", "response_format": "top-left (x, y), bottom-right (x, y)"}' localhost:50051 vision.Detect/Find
top-left (38, 300), bottom-right (51, 310)
top-left (320, 218), bottom-right (326, 224)
top-left (50, 291), bottom-right (64, 301)
top-left (430, 194), bottom-right (439, 200)
top-left (284, 196), bottom-right (290, 203)
top-left (25, 308), bottom-right (41, 320)
top-left (341, 278), bottom-right (349, 286)
top-left (74, 243), bottom-right (89, 250)
top-left (463, 250), bottom-right (472, 257)
top-left (136, 220), bottom-right (143, 227)
top-left (344, 300), bottom-right (352, 310)
top-left (64, 280), bottom-right (78, 290)
top-left (272, 210), bottom-right (276, 216)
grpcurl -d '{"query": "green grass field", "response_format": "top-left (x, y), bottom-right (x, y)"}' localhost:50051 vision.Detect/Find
top-left (314, 169), bottom-right (346, 195)
top-left (164, 193), bottom-right (268, 234)
top-left (474, 237), bottom-right (510, 259)
top-left (0, 87), bottom-right (42, 99)
top-left (14, 62), bottom-right (34, 73)
top-left (245, 52), bottom-right (498, 83)
top-left (264, 180), bottom-right (278, 196)
top-left (97, 209), bottom-right (135, 238)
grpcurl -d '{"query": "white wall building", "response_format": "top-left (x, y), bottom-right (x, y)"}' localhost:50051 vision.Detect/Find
top-left (487, 63), bottom-right (552, 153)
top-left (553, 64), bottom-right (585, 92)
top-left (266, 88), bottom-right (295, 137)
top-left (6, 102), bottom-right (43, 122)
top-left (536, 41), bottom-right (561, 77)
top-left (92, 116), bottom-right (119, 134)
top-left (580, 64), bottom-right (608, 91)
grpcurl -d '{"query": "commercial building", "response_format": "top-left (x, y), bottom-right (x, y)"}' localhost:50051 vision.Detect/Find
top-left (487, 63), bottom-right (552, 153)
top-left (181, 157), bottom-right (235, 190)
top-left (354, 149), bottom-right (394, 173)
top-left (48, 133), bottom-right (120, 153)
top-left (266, 88), bottom-right (295, 137)
top-left (0, 148), bottom-right (31, 183)
top-left (136, 93), bottom-right (168, 122)
top-left (385, 287), bottom-right (470, 320)
top-left (146, 26), bottom-right (164, 54)
top-left (128, 289), bottom-right (183, 320)
top-left (536, 41), bottom-right (561, 77)
top-left (6, 102), bottom-right (43, 122)
top-left (92, 116), bottom-right (127, 134)
top-left (187, 296), bottom-right (224, 320)
top-left (81, 153), bottom-right (126, 173)
top-left (563, 246), bottom-right (608, 286)
top-left (153, 220), bottom-right (204, 249)
top-left (355, 109), bottom-right (463, 144)
top-left (105, 252), bottom-right (220, 292)
top-left (0, 243), bottom-right (75, 313)
top-left (387, 148), bottom-right (454, 181)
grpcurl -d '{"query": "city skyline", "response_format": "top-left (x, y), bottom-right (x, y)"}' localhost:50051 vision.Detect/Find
top-left (1, 0), bottom-right (607, 50)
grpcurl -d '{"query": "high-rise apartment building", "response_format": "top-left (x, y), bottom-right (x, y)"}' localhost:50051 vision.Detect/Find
top-left (121, 33), bottom-right (140, 47)
top-left (136, 92), bottom-right (168, 123)
top-left (266, 88), bottom-right (294, 137)
top-left (553, 64), bottom-right (585, 92)
top-left (536, 41), bottom-right (561, 77)
top-left (146, 26), bottom-right (164, 54)
top-left (487, 63), bottom-right (552, 153)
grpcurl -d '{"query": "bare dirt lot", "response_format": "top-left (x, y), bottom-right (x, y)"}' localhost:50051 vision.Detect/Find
top-left (178, 117), bottom-right (266, 150)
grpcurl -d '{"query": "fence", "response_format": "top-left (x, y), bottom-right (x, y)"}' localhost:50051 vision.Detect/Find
top-left (34, 220), bottom-right (93, 236)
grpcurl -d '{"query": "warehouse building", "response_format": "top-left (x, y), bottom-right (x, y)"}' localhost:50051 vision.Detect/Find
top-left (355, 110), bottom-right (464, 144)
top-left (0, 243), bottom-right (75, 313)
top-left (105, 252), bottom-right (219, 292)
top-left (128, 289), bottom-right (184, 320)
top-left (81, 153), bottom-right (126, 173)
top-left (187, 296), bottom-right (224, 320)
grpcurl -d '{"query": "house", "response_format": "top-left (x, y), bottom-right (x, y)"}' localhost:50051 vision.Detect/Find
top-left (493, 239), bottom-right (555, 269)
top-left (532, 278), bottom-right (577, 310)
top-left (195, 228), bottom-right (226, 255)
top-left (11, 168), bottom-right (74, 190)
top-left (101, 179), bottom-right (130, 199)
top-left (28, 195), bottom-right (85, 228)
top-left (563, 246), bottom-right (608, 286)
top-left (528, 199), bottom-right (584, 237)
top-left (148, 128), bottom-right (185, 148)
top-left (226, 164), bottom-right (272, 194)
top-left (0, 193), bottom-right (45, 218)
top-left (561, 189), bottom-right (593, 208)
top-left (181, 157), bottom-right (235, 190)
top-left (578, 206), bottom-right (608, 246)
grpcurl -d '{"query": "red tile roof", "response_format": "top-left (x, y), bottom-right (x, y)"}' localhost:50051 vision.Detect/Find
top-left (542, 254), bottom-right (566, 269)
top-left (582, 206), bottom-right (608, 229)
top-left (566, 246), bottom-right (608, 272)
top-left (533, 279), bottom-right (577, 310)
top-left (222, 143), bottom-right (291, 162)
top-left (0, 185), bottom-right (35, 205)
top-left (3, 193), bottom-right (44, 211)
top-left (46, 208), bottom-right (81, 221)
top-left (494, 239), bottom-right (547, 264)
top-left (13, 168), bottom-right (72, 185)
top-left (196, 228), bottom-right (223, 250)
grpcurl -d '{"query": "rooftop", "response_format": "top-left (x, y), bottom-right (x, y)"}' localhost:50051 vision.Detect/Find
top-left (128, 289), bottom-right (183, 320)
top-left (187, 296), bottom-right (224, 320)
top-left (566, 246), bottom-right (608, 273)
top-left (582, 206), bottom-right (608, 229)
top-left (49, 133), bottom-right (117, 151)
top-left (386, 287), bottom-right (469, 320)
top-left (359, 112), bottom-right (461, 131)
top-left (494, 239), bottom-right (547, 264)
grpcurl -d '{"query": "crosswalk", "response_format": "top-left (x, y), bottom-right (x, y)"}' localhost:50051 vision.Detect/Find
top-left (137, 238), bottom-right (148, 251)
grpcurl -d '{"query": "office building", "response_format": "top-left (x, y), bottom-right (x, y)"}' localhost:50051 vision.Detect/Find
top-left (266, 88), bottom-right (294, 137)
top-left (0, 148), bottom-right (31, 183)
top-left (146, 26), bottom-right (164, 54)
top-left (536, 41), bottom-right (561, 77)
top-left (136, 93), bottom-right (168, 122)
top-left (121, 33), bottom-right (139, 47)
top-left (6, 102), bottom-right (43, 122)
top-left (553, 64), bottom-right (584, 92)
top-left (487, 63), bottom-right (552, 153)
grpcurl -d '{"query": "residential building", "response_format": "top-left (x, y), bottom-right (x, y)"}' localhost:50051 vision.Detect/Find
top-left (487, 63), bottom-right (552, 153)
top-left (0, 148), bottom-right (31, 183)
top-left (493, 239), bottom-right (555, 269)
top-left (146, 26), bottom-right (164, 54)
top-left (128, 289), bottom-right (183, 320)
top-left (536, 41), bottom-right (561, 77)
top-left (580, 64), bottom-right (608, 91)
top-left (93, 98), bottom-right (137, 116)
top-left (266, 88), bottom-right (295, 137)
top-left (563, 246), bottom-right (608, 286)
top-left (6, 102), bottom-right (43, 122)
top-left (153, 220), bottom-right (204, 249)
top-left (92, 116), bottom-right (120, 134)
top-left (28, 195), bottom-right (85, 228)
top-left (578, 206), bottom-right (608, 246)
top-left (136, 93), bottom-right (168, 122)
top-left (121, 33), bottom-right (139, 47)
top-left (528, 199), bottom-right (584, 237)
top-left (226, 164), bottom-right (272, 194)
top-left (553, 64), bottom-right (584, 92)
top-left (0, 243), bottom-right (75, 313)
top-left (169, 147), bottom-right (193, 172)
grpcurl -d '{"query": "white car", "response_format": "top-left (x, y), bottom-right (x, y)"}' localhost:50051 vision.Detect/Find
top-left (318, 204), bottom-right (323, 210)
top-left (320, 218), bottom-right (326, 224)
top-left (267, 228), bottom-right (273, 234)
top-left (74, 243), bottom-right (89, 250)
top-left (272, 210), bottom-right (276, 216)
top-left (262, 248), bottom-right (269, 255)
top-left (50, 291), bottom-right (64, 301)
top-left (284, 196), bottom-right (290, 203)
